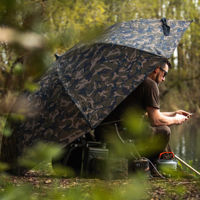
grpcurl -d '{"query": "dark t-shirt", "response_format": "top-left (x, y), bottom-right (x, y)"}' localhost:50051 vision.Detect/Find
top-left (102, 77), bottom-right (160, 123)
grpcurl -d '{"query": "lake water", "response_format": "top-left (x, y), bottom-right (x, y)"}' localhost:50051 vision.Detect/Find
top-left (170, 118), bottom-right (200, 171)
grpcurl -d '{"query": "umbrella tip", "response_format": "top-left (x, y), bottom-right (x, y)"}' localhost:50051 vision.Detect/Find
top-left (161, 18), bottom-right (170, 36)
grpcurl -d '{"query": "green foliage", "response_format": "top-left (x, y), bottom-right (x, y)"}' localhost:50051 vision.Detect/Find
top-left (24, 82), bottom-right (39, 92)
top-left (0, 161), bottom-right (9, 172)
top-left (122, 108), bottom-right (146, 136)
top-left (0, 185), bottom-right (33, 200)
top-left (0, 117), bottom-right (12, 137)
top-left (0, 172), bottom-right (149, 200)
top-left (19, 142), bottom-right (63, 170)
top-left (52, 164), bottom-right (75, 177)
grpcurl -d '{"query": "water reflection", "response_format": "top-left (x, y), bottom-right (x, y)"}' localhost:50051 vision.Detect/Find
top-left (170, 118), bottom-right (200, 171)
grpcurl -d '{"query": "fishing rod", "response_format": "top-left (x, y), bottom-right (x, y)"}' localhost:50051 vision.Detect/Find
top-left (174, 154), bottom-right (200, 176)
top-left (167, 141), bottom-right (200, 176)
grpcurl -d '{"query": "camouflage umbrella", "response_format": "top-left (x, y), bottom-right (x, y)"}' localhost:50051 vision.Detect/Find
top-left (55, 18), bottom-right (191, 142)
top-left (0, 19), bottom-right (192, 166)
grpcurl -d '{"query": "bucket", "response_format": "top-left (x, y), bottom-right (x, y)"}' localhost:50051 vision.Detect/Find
top-left (157, 159), bottom-right (178, 171)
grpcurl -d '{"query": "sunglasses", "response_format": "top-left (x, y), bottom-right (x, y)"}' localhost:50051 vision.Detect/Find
top-left (159, 67), bottom-right (168, 77)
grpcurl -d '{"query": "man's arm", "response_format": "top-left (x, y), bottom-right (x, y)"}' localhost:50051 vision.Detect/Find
top-left (161, 112), bottom-right (176, 117)
top-left (146, 107), bottom-right (189, 127)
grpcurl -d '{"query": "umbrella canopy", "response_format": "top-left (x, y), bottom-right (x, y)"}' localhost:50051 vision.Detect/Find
top-left (57, 18), bottom-right (191, 130)
top-left (96, 19), bottom-right (191, 58)
top-left (1, 19), bottom-right (192, 155)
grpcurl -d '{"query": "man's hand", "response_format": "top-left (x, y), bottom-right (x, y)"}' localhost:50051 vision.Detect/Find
top-left (175, 113), bottom-right (189, 125)
top-left (146, 107), bottom-right (192, 126)
top-left (175, 110), bottom-right (192, 118)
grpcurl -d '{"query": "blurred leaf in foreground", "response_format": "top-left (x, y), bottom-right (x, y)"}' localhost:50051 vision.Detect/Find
top-left (0, 27), bottom-right (45, 49)
top-left (0, 185), bottom-right (33, 200)
top-left (90, 173), bottom-right (148, 200)
top-left (19, 142), bottom-right (63, 170)
top-left (52, 164), bottom-right (75, 178)
top-left (0, 161), bottom-right (9, 172)
top-left (0, 117), bottom-right (12, 137)
top-left (24, 82), bottom-right (39, 92)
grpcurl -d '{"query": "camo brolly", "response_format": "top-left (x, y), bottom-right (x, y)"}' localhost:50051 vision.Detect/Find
top-left (55, 18), bottom-right (191, 140)
top-left (0, 19), bottom-right (192, 167)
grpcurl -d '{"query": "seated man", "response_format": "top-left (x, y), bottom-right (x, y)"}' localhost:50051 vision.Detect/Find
top-left (95, 59), bottom-right (191, 162)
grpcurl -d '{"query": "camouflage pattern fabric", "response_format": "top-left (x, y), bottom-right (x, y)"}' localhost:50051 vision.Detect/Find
top-left (58, 19), bottom-right (191, 128)
top-left (0, 19), bottom-right (191, 168)
top-left (0, 65), bottom-right (91, 166)
top-left (96, 19), bottom-right (192, 58)
top-left (58, 44), bottom-right (164, 128)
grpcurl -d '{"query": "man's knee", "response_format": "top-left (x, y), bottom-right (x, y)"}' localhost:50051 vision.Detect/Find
top-left (153, 125), bottom-right (171, 139)
top-left (161, 126), bottom-right (171, 137)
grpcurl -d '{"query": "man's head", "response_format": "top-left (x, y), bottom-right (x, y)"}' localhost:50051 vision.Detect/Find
top-left (149, 59), bottom-right (171, 84)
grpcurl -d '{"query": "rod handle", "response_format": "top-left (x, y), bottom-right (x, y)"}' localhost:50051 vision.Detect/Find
top-left (175, 155), bottom-right (200, 176)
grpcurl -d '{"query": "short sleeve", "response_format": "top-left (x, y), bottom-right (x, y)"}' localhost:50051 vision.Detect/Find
top-left (143, 79), bottom-right (160, 109)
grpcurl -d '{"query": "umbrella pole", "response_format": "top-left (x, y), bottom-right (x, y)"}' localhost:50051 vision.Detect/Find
top-left (174, 154), bottom-right (200, 176)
